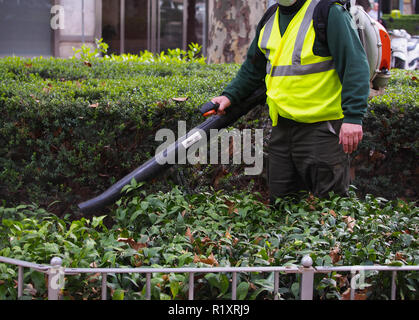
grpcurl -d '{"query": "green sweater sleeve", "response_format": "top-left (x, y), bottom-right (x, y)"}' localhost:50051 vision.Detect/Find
top-left (326, 5), bottom-right (370, 125)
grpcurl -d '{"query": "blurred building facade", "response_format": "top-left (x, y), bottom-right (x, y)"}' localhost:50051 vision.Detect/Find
top-left (0, 0), bottom-right (416, 63)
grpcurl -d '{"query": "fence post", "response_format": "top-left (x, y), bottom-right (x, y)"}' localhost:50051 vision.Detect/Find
top-left (300, 255), bottom-right (314, 300)
top-left (188, 273), bottom-right (194, 300)
top-left (101, 273), bottom-right (107, 300)
top-left (48, 257), bottom-right (63, 300)
top-left (17, 266), bottom-right (24, 299)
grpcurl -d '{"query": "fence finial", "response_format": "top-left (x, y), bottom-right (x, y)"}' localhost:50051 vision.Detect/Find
top-left (50, 257), bottom-right (63, 267)
top-left (301, 255), bottom-right (313, 268)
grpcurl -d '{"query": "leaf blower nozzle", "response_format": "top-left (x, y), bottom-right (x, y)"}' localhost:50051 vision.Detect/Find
top-left (77, 85), bottom-right (267, 214)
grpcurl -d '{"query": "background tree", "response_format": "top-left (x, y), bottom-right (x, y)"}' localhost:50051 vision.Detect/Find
top-left (207, 0), bottom-right (267, 63)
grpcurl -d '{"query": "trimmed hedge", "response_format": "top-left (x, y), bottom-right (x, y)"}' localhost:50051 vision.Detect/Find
top-left (352, 70), bottom-right (418, 200)
top-left (0, 57), bottom-right (418, 215)
top-left (382, 14), bottom-right (419, 35)
top-left (0, 57), bottom-right (238, 214)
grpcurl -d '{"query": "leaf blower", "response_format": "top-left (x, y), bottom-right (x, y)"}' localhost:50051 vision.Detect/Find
top-left (78, 85), bottom-right (267, 214)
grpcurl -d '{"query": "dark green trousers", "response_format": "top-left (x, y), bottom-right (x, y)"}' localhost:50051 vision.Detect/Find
top-left (268, 117), bottom-right (350, 202)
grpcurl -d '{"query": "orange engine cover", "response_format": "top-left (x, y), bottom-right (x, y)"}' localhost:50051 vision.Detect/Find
top-left (377, 22), bottom-right (392, 70)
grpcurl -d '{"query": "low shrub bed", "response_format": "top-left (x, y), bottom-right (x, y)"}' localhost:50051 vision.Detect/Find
top-left (0, 188), bottom-right (417, 300)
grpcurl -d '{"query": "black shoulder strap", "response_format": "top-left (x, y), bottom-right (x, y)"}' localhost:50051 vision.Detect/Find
top-left (260, 3), bottom-right (279, 29)
top-left (313, 0), bottom-right (348, 45)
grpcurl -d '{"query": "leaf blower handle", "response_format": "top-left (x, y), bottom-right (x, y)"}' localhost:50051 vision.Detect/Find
top-left (199, 101), bottom-right (220, 117)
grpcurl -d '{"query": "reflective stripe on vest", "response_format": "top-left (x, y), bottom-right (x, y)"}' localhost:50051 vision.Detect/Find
top-left (258, 0), bottom-right (343, 125)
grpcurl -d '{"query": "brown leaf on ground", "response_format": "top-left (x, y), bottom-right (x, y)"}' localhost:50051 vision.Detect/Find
top-left (329, 246), bottom-right (341, 264)
top-left (117, 237), bottom-right (147, 251)
top-left (171, 97), bottom-right (189, 102)
top-left (29, 94), bottom-right (40, 103)
top-left (321, 210), bottom-right (337, 218)
top-left (156, 101), bottom-right (168, 108)
top-left (194, 253), bottom-right (219, 266)
top-left (341, 288), bottom-right (367, 300)
top-left (334, 274), bottom-right (348, 288)
top-left (395, 252), bottom-right (406, 262)
top-left (87, 273), bottom-right (101, 283)
top-left (225, 200), bottom-right (235, 215)
top-left (185, 227), bottom-right (194, 243)
top-left (225, 229), bottom-right (232, 239)
top-left (342, 216), bottom-right (356, 233)
top-left (233, 238), bottom-right (239, 246)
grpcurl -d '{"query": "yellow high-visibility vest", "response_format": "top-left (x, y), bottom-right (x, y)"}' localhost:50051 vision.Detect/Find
top-left (258, 0), bottom-right (343, 126)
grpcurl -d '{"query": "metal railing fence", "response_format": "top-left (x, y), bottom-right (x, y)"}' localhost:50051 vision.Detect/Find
top-left (0, 255), bottom-right (418, 300)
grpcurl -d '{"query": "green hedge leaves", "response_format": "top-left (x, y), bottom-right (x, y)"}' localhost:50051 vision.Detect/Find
top-left (0, 58), bottom-right (417, 212)
top-left (0, 190), bottom-right (417, 300)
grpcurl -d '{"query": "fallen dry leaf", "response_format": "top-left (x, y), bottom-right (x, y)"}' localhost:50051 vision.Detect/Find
top-left (329, 246), bottom-right (341, 264)
top-left (185, 227), bottom-right (194, 243)
top-left (29, 94), bottom-right (40, 103)
top-left (343, 216), bottom-right (356, 233)
top-left (171, 97), bottom-right (188, 102)
top-left (334, 274), bottom-right (348, 288)
top-left (225, 200), bottom-right (235, 215)
top-left (117, 237), bottom-right (147, 251)
top-left (225, 229), bottom-right (232, 239)
top-left (395, 252), bottom-right (406, 261)
top-left (156, 101), bottom-right (168, 108)
top-left (194, 253), bottom-right (219, 266)
top-left (87, 273), bottom-right (101, 283)
top-left (341, 288), bottom-right (367, 300)
top-left (321, 209), bottom-right (337, 218)
top-left (233, 238), bottom-right (239, 246)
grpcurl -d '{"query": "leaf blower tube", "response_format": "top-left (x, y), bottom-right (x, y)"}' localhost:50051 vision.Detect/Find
top-left (78, 85), bottom-right (267, 214)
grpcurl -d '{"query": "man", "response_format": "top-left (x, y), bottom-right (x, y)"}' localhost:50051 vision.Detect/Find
top-left (211, 0), bottom-right (370, 202)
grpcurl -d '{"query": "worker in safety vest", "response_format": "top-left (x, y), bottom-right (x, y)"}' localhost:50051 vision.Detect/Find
top-left (211, 0), bottom-right (370, 202)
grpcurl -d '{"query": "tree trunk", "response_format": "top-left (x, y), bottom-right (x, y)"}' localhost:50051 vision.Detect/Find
top-left (187, 0), bottom-right (197, 45)
top-left (207, 0), bottom-right (267, 64)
